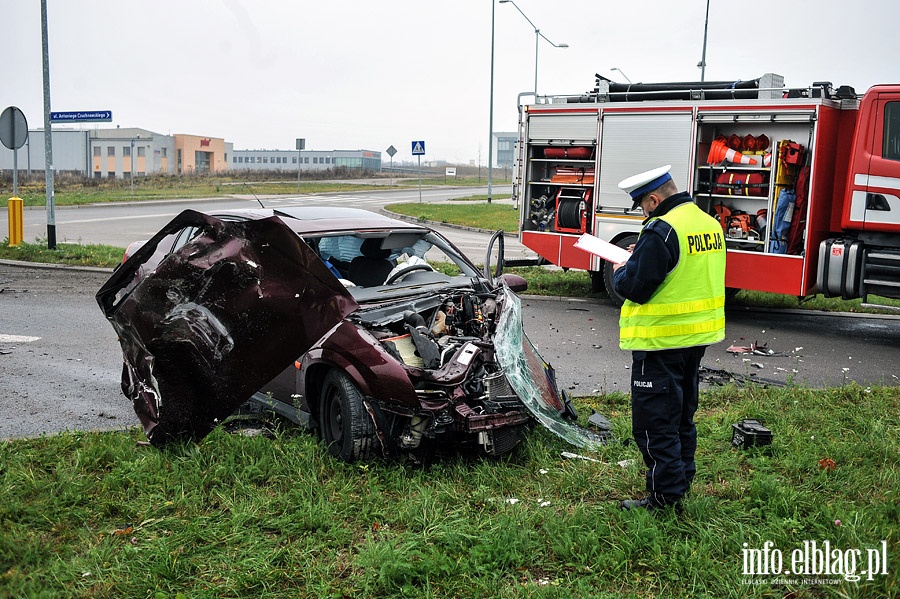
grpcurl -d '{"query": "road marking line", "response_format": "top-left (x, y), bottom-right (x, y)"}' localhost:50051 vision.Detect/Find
top-left (0, 334), bottom-right (42, 343)
top-left (28, 213), bottom-right (181, 226)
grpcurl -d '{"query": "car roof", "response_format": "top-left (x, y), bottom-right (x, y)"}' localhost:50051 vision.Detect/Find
top-left (204, 206), bottom-right (429, 236)
top-left (272, 206), bottom-right (429, 236)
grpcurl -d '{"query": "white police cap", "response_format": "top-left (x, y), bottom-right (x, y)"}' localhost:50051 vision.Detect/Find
top-left (618, 165), bottom-right (672, 210)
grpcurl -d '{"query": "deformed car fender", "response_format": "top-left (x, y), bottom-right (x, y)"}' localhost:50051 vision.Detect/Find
top-left (299, 320), bottom-right (420, 411)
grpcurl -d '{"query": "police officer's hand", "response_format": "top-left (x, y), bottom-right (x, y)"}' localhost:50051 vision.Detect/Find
top-left (612, 244), bottom-right (635, 272)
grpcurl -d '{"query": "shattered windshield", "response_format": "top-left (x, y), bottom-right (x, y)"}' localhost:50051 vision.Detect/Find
top-left (494, 289), bottom-right (606, 450)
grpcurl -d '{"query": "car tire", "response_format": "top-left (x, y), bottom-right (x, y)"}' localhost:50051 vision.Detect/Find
top-left (319, 370), bottom-right (377, 462)
top-left (602, 234), bottom-right (638, 307)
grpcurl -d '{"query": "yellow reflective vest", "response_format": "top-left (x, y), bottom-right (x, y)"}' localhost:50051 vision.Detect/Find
top-left (619, 202), bottom-right (726, 351)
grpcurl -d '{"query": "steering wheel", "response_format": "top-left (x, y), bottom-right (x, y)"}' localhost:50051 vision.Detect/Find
top-left (384, 263), bottom-right (434, 285)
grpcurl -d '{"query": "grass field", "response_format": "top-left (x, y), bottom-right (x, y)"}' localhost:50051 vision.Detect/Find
top-left (1, 384), bottom-right (897, 598)
top-left (386, 201), bottom-right (519, 232)
top-left (4, 174), bottom-right (511, 207)
top-left (0, 239), bottom-right (124, 268)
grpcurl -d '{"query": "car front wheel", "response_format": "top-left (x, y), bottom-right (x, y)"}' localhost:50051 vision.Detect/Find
top-left (319, 370), bottom-right (377, 461)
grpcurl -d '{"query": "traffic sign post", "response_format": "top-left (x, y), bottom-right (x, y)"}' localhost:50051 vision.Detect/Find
top-left (412, 141), bottom-right (425, 203)
top-left (296, 138), bottom-right (306, 193)
top-left (1, 106), bottom-right (29, 197)
top-left (386, 145), bottom-right (397, 187)
top-left (1, 106), bottom-right (28, 245)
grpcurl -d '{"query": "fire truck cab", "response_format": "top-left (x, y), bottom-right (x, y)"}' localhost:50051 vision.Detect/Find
top-left (513, 73), bottom-right (900, 307)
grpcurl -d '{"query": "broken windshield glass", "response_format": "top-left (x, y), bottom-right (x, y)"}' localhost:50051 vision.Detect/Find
top-left (494, 289), bottom-right (606, 450)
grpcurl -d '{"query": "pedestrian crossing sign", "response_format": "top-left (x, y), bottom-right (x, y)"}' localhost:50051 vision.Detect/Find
top-left (411, 141), bottom-right (425, 155)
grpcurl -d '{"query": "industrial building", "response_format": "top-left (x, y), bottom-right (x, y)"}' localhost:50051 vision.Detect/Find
top-left (494, 131), bottom-right (517, 169)
top-left (0, 127), bottom-right (380, 179)
top-left (231, 149), bottom-right (381, 172)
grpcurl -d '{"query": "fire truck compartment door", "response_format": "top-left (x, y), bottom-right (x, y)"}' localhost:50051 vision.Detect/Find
top-left (527, 112), bottom-right (599, 144)
top-left (596, 112), bottom-right (694, 212)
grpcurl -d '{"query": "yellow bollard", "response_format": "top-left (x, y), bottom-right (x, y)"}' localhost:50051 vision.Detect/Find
top-left (7, 197), bottom-right (24, 247)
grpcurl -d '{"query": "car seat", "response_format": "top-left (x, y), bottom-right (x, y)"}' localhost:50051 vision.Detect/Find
top-left (348, 238), bottom-right (394, 286)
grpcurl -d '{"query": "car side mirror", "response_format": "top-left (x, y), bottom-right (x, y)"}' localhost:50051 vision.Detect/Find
top-left (499, 273), bottom-right (527, 293)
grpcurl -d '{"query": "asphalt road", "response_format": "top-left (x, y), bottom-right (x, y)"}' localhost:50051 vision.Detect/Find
top-left (8, 185), bottom-right (534, 262)
top-left (2, 262), bottom-right (899, 441)
top-left (521, 296), bottom-right (900, 395)
top-left (0, 263), bottom-right (128, 439)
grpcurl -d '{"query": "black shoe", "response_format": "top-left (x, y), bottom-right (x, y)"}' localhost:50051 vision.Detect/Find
top-left (620, 497), bottom-right (683, 514)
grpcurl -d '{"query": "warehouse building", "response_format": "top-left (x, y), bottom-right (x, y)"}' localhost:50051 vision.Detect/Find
top-left (0, 127), bottom-right (230, 178)
top-left (1, 127), bottom-right (379, 178)
top-left (231, 149), bottom-right (381, 172)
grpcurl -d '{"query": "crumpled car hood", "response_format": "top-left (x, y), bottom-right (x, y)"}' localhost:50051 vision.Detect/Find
top-left (96, 210), bottom-right (357, 446)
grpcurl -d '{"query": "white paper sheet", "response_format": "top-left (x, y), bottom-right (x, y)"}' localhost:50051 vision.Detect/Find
top-left (574, 234), bottom-right (632, 264)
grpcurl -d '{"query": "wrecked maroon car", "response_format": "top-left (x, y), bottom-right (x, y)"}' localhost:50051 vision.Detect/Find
top-left (97, 207), bottom-right (603, 461)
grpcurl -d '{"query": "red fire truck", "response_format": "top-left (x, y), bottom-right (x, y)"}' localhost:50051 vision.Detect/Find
top-left (512, 73), bottom-right (900, 307)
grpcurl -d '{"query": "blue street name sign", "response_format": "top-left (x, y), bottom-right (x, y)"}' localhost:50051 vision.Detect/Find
top-left (50, 110), bottom-right (113, 123)
top-left (411, 140), bottom-right (425, 155)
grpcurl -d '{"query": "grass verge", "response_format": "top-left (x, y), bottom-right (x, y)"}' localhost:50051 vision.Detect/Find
top-left (386, 202), bottom-right (520, 232)
top-left (1, 384), bottom-right (896, 597)
top-left (0, 239), bottom-right (124, 268)
top-left (6, 175), bottom-right (512, 207)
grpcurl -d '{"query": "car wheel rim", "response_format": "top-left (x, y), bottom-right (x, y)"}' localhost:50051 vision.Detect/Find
top-left (325, 389), bottom-right (343, 447)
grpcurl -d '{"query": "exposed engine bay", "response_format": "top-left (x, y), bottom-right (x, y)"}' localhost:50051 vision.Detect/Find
top-left (350, 289), bottom-right (530, 456)
top-left (359, 290), bottom-right (497, 369)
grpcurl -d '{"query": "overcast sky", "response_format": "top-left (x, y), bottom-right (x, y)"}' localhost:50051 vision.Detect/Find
top-left (2, 0), bottom-right (898, 164)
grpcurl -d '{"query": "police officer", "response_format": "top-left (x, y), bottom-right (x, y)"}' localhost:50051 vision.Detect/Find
top-left (612, 165), bottom-right (726, 513)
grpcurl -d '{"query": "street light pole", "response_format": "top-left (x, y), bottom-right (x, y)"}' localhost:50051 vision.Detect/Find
top-left (698, 0), bottom-right (710, 81)
top-left (500, 0), bottom-right (567, 96)
top-left (488, 0), bottom-right (495, 203)
top-left (40, 0), bottom-right (56, 249)
top-left (130, 137), bottom-right (136, 196)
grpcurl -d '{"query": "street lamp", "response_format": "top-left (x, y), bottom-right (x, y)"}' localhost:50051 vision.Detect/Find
top-left (499, 0), bottom-right (568, 96)
top-left (698, 0), bottom-right (710, 81)
top-left (488, 0), bottom-right (496, 203)
top-left (611, 67), bottom-right (632, 84)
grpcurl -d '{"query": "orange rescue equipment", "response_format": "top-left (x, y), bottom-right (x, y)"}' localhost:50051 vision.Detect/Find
top-left (707, 139), bottom-right (759, 166)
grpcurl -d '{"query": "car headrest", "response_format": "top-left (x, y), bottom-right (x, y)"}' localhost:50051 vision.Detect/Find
top-left (360, 238), bottom-right (390, 259)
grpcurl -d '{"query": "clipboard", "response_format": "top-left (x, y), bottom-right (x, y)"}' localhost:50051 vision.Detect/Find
top-left (574, 233), bottom-right (631, 264)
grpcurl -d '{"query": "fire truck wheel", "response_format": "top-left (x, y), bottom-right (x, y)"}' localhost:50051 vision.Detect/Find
top-left (602, 234), bottom-right (638, 307)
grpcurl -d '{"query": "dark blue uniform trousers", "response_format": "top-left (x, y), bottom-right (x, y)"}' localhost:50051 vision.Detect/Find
top-left (630, 346), bottom-right (706, 505)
